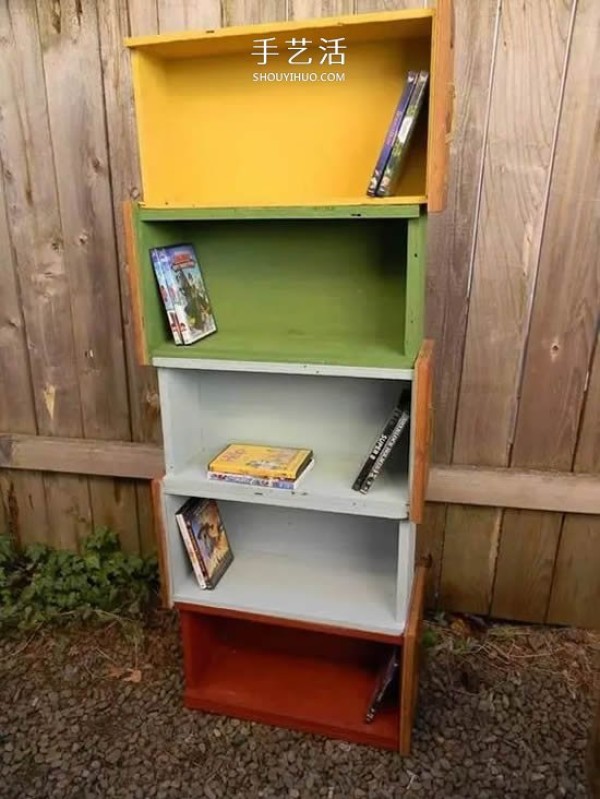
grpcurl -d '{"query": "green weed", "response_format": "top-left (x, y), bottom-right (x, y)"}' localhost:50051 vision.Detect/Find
top-left (0, 528), bottom-right (158, 631)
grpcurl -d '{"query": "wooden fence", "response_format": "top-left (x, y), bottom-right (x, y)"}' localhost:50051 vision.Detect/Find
top-left (0, 0), bottom-right (598, 628)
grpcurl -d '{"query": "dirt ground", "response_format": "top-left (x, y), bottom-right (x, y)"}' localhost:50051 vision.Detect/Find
top-left (0, 611), bottom-right (598, 799)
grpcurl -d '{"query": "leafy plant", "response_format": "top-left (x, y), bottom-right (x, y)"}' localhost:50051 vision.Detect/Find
top-left (0, 528), bottom-right (158, 631)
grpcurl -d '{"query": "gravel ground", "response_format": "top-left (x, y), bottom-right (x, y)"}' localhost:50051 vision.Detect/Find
top-left (0, 611), bottom-right (598, 799)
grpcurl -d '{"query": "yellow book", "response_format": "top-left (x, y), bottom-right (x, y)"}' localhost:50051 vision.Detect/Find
top-left (208, 444), bottom-right (313, 480)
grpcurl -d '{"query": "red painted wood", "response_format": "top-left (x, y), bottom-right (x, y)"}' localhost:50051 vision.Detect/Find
top-left (178, 610), bottom-right (400, 750)
top-left (175, 602), bottom-right (404, 645)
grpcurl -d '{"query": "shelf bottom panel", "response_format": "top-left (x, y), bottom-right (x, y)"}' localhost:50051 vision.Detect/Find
top-left (151, 338), bottom-right (412, 372)
top-left (173, 549), bottom-right (403, 638)
top-left (181, 611), bottom-right (399, 751)
top-left (164, 449), bottom-right (409, 519)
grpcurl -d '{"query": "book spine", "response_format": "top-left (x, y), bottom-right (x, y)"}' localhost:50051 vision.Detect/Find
top-left (364, 649), bottom-right (399, 723)
top-left (150, 249), bottom-right (183, 345)
top-left (207, 471), bottom-right (297, 490)
top-left (366, 72), bottom-right (417, 197)
top-left (376, 70), bottom-right (429, 198)
top-left (359, 410), bottom-right (410, 495)
top-left (205, 547), bottom-right (234, 590)
top-left (161, 249), bottom-right (196, 345)
top-left (352, 407), bottom-right (402, 491)
top-left (175, 514), bottom-right (207, 589)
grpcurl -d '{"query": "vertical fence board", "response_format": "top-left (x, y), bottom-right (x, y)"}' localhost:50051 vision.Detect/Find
top-left (99, 0), bottom-right (161, 555)
top-left (127, 0), bottom-right (159, 34)
top-left (492, 510), bottom-right (562, 622)
top-left (441, 504), bottom-right (501, 614)
top-left (426, 0), bottom-right (498, 465)
top-left (548, 333), bottom-right (600, 628)
top-left (547, 514), bottom-right (600, 629)
top-left (510, 7), bottom-right (599, 472)
top-left (442, 0), bottom-right (573, 613)
top-left (453, 0), bottom-right (572, 467)
top-left (495, 0), bottom-right (599, 624)
top-left (157, 0), bottom-right (221, 32)
top-left (0, 0), bottom-right (597, 624)
top-left (128, 0), bottom-right (160, 555)
top-left (421, 0), bottom-right (498, 603)
top-left (290, 0), bottom-right (353, 19)
top-left (0, 165), bottom-right (48, 545)
top-left (416, 503), bottom-right (445, 606)
top-left (35, 0), bottom-right (139, 551)
top-left (0, 0), bottom-right (92, 550)
top-left (222, 0), bottom-right (288, 26)
top-left (355, 1), bottom-right (425, 11)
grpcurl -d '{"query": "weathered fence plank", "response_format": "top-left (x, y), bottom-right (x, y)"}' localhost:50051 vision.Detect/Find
top-left (222, 0), bottom-right (287, 26)
top-left (290, 0), bottom-right (353, 18)
top-left (0, 0), bottom-right (92, 550)
top-left (0, 0), bottom-right (597, 626)
top-left (157, 0), bottom-right (221, 32)
top-left (421, 0), bottom-right (498, 603)
top-left (0, 163), bottom-right (48, 546)
top-left (442, 0), bottom-right (574, 614)
top-left (34, 0), bottom-right (140, 552)
top-left (99, 0), bottom-right (162, 555)
top-left (495, 0), bottom-right (598, 625)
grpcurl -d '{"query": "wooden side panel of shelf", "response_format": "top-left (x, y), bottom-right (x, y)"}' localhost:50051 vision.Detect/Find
top-left (399, 558), bottom-right (429, 755)
top-left (151, 477), bottom-right (171, 608)
top-left (410, 340), bottom-right (434, 524)
top-left (427, 0), bottom-right (455, 213)
top-left (123, 200), bottom-right (150, 365)
top-left (405, 214), bottom-right (427, 361)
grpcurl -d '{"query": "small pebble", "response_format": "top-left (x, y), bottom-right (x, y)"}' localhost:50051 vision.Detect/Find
top-left (0, 615), bottom-right (594, 799)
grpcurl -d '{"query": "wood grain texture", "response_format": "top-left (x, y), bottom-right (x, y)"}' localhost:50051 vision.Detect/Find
top-left (573, 335), bottom-right (600, 476)
top-left (428, 465), bottom-right (600, 515)
top-left (426, 0), bottom-right (498, 464)
top-left (498, 0), bottom-right (598, 625)
top-left (444, 0), bottom-right (573, 615)
top-left (415, 503), bottom-right (445, 606)
top-left (454, 0), bottom-right (572, 467)
top-left (35, 0), bottom-right (139, 552)
top-left (547, 153), bottom-right (600, 631)
top-left (0, 150), bottom-right (48, 545)
top-left (127, 0), bottom-right (159, 35)
top-left (511, 4), bottom-right (599, 472)
top-left (546, 514), bottom-right (600, 629)
top-left (410, 340), bottom-right (433, 524)
top-left (116, 0), bottom-right (162, 556)
top-left (222, 0), bottom-right (287, 26)
top-left (2, 438), bottom-right (598, 516)
top-left (289, 0), bottom-right (353, 19)
top-left (355, 1), bottom-right (426, 11)
top-left (491, 510), bottom-right (562, 622)
top-left (0, 435), bottom-right (164, 479)
top-left (122, 203), bottom-right (149, 366)
top-left (399, 560), bottom-right (427, 755)
top-left (426, 0), bottom-right (454, 212)
top-left (157, 0), bottom-right (221, 32)
top-left (98, 1), bottom-right (159, 414)
top-left (441, 504), bottom-right (501, 615)
top-left (423, 0), bottom-right (498, 608)
top-left (0, 0), bottom-right (92, 550)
